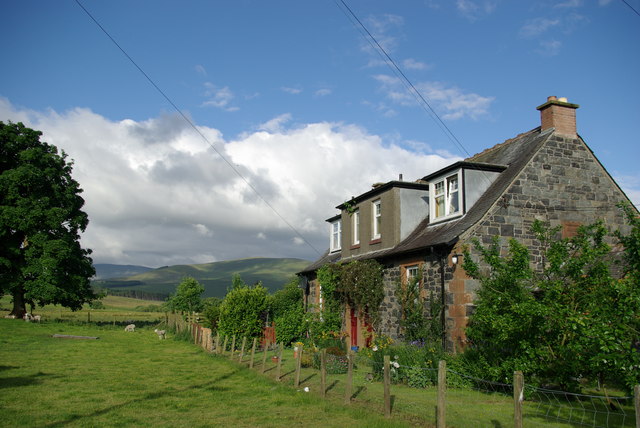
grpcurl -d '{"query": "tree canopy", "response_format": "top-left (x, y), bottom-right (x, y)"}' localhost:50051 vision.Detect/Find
top-left (166, 277), bottom-right (205, 313)
top-left (0, 121), bottom-right (95, 316)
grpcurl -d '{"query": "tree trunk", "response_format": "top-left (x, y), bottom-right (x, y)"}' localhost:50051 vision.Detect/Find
top-left (10, 286), bottom-right (27, 318)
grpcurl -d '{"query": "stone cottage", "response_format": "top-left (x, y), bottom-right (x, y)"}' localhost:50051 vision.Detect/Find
top-left (298, 96), bottom-right (636, 351)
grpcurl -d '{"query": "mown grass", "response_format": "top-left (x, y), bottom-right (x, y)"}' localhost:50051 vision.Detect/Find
top-left (1, 302), bottom-right (635, 427)
top-left (0, 320), bottom-right (411, 428)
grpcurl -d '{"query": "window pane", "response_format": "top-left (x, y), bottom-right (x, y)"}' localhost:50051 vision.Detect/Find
top-left (435, 195), bottom-right (444, 217)
top-left (447, 175), bottom-right (459, 214)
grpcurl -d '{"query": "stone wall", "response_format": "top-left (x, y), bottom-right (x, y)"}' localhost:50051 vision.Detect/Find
top-left (449, 134), bottom-right (633, 349)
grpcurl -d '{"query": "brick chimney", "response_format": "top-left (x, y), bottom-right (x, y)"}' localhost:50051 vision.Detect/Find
top-left (536, 96), bottom-right (580, 138)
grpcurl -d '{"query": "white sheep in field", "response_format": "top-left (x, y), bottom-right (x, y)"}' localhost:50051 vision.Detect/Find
top-left (23, 313), bottom-right (32, 322)
top-left (32, 315), bottom-right (41, 322)
top-left (4, 315), bottom-right (16, 319)
top-left (124, 324), bottom-right (136, 332)
top-left (154, 329), bottom-right (166, 340)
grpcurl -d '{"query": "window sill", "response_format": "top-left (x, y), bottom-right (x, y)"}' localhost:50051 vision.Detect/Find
top-left (350, 244), bottom-right (361, 250)
top-left (369, 238), bottom-right (382, 245)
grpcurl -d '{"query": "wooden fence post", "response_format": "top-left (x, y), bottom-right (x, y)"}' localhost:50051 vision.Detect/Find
top-left (230, 336), bottom-right (236, 360)
top-left (384, 355), bottom-right (391, 418)
top-left (239, 337), bottom-right (247, 362)
top-left (275, 343), bottom-right (284, 381)
top-left (294, 344), bottom-right (303, 387)
top-left (222, 336), bottom-right (228, 356)
top-left (344, 350), bottom-right (353, 404)
top-left (514, 371), bottom-right (524, 428)
top-left (214, 333), bottom-right (220, 354)
top-left (249, 337), bottom-right (257, 368)
top-left (437, 360), bottom-right (446, 428)
top-left (261, 341), bottom-right (269, 374)
top-left (320, 349), bottom-right (327, 398)
top-left (634, 385), bottom-right (639, 428)
top-left (87, 311), bottom-right (91, 323)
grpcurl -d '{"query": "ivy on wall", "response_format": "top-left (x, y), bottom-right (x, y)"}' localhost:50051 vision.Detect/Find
top-left (316, 259), bottom-right (384, 329)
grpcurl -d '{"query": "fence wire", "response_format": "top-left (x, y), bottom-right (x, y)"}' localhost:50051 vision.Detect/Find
top-left (181, 322), bottom-right (638, 428)
top-left (525, 385), bottom-right (633, 428)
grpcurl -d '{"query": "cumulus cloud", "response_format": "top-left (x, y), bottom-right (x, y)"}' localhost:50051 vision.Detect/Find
top-left (0, 97), bottom-right (458, 267)
top-left (372, 75), bottom-right (494, 120)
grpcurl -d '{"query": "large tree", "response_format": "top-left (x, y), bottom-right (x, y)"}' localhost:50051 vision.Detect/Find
top-left (0, 121), bottom-right (95, 317)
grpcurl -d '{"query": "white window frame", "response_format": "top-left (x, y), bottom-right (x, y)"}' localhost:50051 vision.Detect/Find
top-left (406, 265), bottom-right (420, 283)
top-left (330, 219), bottom-right (342, 252)
top-left (430, 170), bottom-right (462, 222)
top-left (372, 199), bottom-right (381, 239)
top-left (352, 209), bottom-right (360, 245)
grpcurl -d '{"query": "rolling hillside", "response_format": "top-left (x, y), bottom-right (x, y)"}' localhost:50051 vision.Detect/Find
top-left (92, 257), bottom-right (311, 298)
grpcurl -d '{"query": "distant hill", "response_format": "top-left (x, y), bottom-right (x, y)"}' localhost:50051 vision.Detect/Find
top-left (94, 264), bottom-right (154, 280)
top-left (92, 257), bottom-right (311, 299)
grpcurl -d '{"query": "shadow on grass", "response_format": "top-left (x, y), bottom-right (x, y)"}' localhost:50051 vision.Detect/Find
top-left (281, 369), bottom-right (296, 379)
top-left (326, 380), bottom-right (339, 393)
top-left (491, 420), bottom-right (503, 428)
top-left (43, 369), bottom-right (240, 427)
top-left (299, 373), bottom-right (316, 385)
top-left (0, 365), bottom-right (19, 372)
top-left (351, 385), bottom-right (366, 400)
top-left (0, 371), bottom-right (60, 389)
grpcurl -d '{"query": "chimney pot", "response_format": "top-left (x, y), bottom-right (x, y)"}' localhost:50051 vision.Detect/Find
top-left (536, 96), bottom-right (580, 138)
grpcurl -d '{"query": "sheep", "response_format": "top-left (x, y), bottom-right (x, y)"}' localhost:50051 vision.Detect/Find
top-left (124, 324), bottom-right (136, 332)
top-left (4, 315), bottom-right (16, 319)
top-left (23, 313), bottom-right (32, 322)
top-left (154, 329), bottom-right (166, 340)
top-left (32, 315), bottom-right (41, 322)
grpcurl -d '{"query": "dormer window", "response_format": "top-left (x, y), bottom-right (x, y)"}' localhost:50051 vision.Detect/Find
top-left (431, 171), bottom-right (461, 221)
top-left (330, 219), bottom-right (341, 252)
top-left (372, 199), bottom-right (381, 239)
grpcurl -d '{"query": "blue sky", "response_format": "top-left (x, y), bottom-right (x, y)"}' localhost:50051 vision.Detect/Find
top-left (1, 0), bottom-right (638, 267)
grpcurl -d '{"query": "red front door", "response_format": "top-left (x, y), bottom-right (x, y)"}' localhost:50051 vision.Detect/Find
top-left (350, 307), bottom-right (358, 348)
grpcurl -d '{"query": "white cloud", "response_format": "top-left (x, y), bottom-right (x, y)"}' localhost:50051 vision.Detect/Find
top-left (614, 174), bottom-right (640, 210)
top-left (195, 64), bottom-right (207, 76)
top-left (372, 75), bottom-right (494, 120)
top-left (314, 88), bottom-right (332, 97)
top-left (258, 113), bottom-right (292, 133)
top-left (519, 18), bottom-right (561, 38)
top-left (456, 0), bottom-right (497, 21)
top-left (555, 0), bottom-right (582, 8)
top-left (536, 39), bottom-right (562, 56)
top-left (402, 58), bottom-right (430, 70)
top-left (202, 83), bottom-right (238, 111)
top-left (0, 98), bottom-right (458, 267)
top-left (281, 87), bottom-right (302, 95)
top-left (362, 14), bottom-right (404, 54)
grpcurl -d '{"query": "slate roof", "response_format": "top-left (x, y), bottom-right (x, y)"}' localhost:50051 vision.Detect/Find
top-left (299, 126), bottom-right (554, 274)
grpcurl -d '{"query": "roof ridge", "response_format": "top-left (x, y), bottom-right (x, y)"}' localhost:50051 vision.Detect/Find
top-left (466, 127), bottom-right (540, 161)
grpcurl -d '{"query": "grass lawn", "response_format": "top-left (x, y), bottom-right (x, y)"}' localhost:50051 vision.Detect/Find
top-left (0, 320), bottom-right (410, 428)
top-left (1, 317), bottom-right (635, 427)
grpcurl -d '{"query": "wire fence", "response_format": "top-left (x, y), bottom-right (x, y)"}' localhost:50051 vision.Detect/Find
top-left (173, 317), bottom-right (639, 428)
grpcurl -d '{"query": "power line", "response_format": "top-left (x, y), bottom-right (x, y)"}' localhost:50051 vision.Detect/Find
top-left (334, 0), bottom-right (474, 159)
top-left (621, 0), bottom-right (640, 18)
top-left (74, 0), bottom-right (322, 256)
